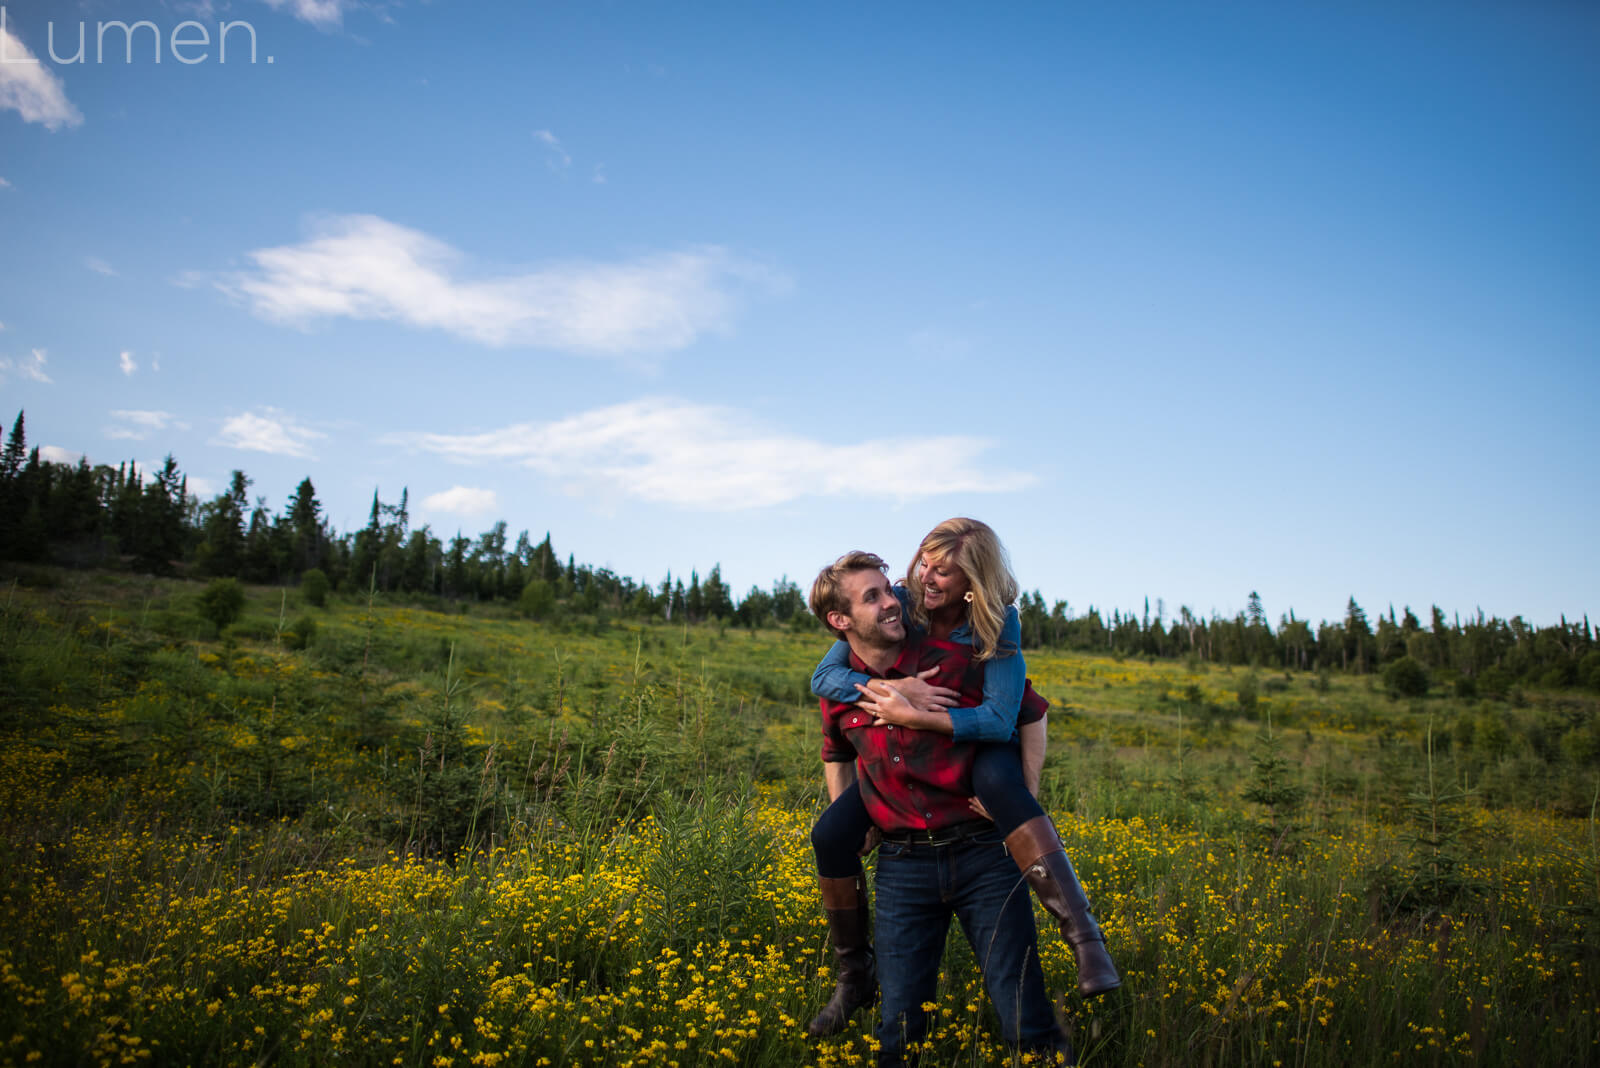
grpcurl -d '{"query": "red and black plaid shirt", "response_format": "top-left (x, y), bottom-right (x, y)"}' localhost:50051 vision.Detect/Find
top-left (820, 636), bottom-right (1048, 834)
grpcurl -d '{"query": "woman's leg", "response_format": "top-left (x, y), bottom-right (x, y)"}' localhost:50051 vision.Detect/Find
top-left (970, 743), bottom-right (1044, 836)
top-left (973, 743), bottom-right (1122, 998)
top-left (811, 780), bottom-right (875, 878)
top-left (807, 781), bottom-right (879, 1036)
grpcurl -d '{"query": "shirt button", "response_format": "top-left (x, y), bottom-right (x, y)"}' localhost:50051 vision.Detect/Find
top-left (924, 812), bottom-right (933, 819)
top-left (892, 756), bottom-right (901, 763)
top-left (886, 725), bottom-right (895, 730)
top-left (850, 716), bottom-right (858, 724)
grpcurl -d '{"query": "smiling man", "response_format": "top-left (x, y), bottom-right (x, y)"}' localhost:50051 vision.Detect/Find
top-left (806, 551), bottom-right (1070, 1066)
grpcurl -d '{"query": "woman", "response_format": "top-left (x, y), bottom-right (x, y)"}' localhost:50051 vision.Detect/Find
top-left (805, 518), bottom-right (1119, 1038)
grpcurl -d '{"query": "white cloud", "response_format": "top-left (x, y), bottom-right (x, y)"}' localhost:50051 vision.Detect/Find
top-left (0, 24), bottom-right (83, 130)
top-left (87, 257), bottom-right (117, 277)
top-left (421, 485), bottom-right (499, 517)
top-left (186, 475), bottom-right (217, 497)
top-left (386, 398), bottom-right (1035, 511)
top-left (592, 164), bottom-right (607, 185)
top-left (210, 214), bottom-right (773, 355)
top-left (0, 348), bottom-right (52, 384)
top-left (261, 0), bottom-right (352, 29)
top-left (533, 129), bottom-right (571, 170)
top-left (151, 356), bottom-right (161, 372)
top-left (118, 350), bottom-right (137, 375)
top-left (213, 407), bottom-right (325, 459)
top-left (105, 409), bottom-right (179, 440)
top-left (40, 445), bottom-right (82, 465)
top-left (0, 177), bottom-right (12, 189)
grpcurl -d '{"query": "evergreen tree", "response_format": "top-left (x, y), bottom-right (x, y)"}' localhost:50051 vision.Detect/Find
top-left (197, 470), bottom-right (250, 577)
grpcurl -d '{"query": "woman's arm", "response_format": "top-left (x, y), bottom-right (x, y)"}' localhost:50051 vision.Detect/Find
top-left (946, 605), bottom-right (1025, 743)
top-left (810, 639), bottom-right (872, 703)
top-left (811, 586), bottom-right (958, 713)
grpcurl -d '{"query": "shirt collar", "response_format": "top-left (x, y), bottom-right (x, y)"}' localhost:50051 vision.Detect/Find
top-left (847, 637), bottom-right (923, 679)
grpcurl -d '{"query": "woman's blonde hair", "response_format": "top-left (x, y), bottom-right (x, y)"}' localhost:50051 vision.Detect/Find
top-left (904, 517), bottom-right (1018, 662)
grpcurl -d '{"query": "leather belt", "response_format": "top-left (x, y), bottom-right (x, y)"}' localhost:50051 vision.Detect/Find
top-left (878, 819), bottom-right (994, 848)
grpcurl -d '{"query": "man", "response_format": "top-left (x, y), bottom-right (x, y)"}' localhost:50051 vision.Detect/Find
top-left (808, 551), bottom-right (1071, 1066)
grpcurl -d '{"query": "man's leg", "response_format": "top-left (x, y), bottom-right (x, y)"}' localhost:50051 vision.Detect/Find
top-left (872, 841), bottom-right (952, 1067)
top-left (948, 832), bottom-right (1071, 1061)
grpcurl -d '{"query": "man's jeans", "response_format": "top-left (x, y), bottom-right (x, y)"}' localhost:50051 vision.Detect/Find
top-left (872, 828), bottom-right (1064, 1065)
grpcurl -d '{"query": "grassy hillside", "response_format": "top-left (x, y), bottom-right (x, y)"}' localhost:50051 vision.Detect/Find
top-left (1, 567), bottom-right (1596, 1066)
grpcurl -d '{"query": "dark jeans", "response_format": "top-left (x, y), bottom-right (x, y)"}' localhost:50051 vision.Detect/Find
top-left (872, 828), bottom-right (1065, 1065)
top-left (811, 743), bottom-right (1045, 879)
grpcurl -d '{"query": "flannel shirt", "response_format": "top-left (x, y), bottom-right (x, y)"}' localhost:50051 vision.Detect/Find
top-left (820, 635), bottom-right (1048, 834)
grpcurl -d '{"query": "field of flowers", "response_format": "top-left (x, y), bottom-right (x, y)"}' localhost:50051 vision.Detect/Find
top-left (1, 571), bottom-right (1597, 1066)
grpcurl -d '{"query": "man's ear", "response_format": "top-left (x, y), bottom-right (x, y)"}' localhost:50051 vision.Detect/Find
top-left (826, 610), bottom-right (852, 635)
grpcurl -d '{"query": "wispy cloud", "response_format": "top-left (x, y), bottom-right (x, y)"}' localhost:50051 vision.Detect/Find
top-left (592, 164), bottom-right (607, 185)
top-left (0, 24), bottom-right (84, 130)
top-left (105, 409), bottom-right (179, 441)
top-left (0, 348), bottom-right (52, 385)
top-left (87, 256), bottom-right (118, 277)
top-left (385, 398), bottom-right (1034, 511)
top-left (533, 129), bottom-right (571, 171)
top-left (210, 214), bottom-right (775, 355)
top-left (118, 350), bottom-right (138, 375)
top-left (213, 407), bottom-right (325, 459)
top-left (261, 0), bottom-right (353, 29)
top-left (420, 485), bottom-right (499, 517)
top-left (39, 445), bottom-right (82, 465)
top-left (0, 177), bottom-right (12, 189)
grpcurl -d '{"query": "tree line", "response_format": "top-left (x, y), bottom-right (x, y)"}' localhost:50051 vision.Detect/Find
top-left (2, 410), bottom-right (1595, 691)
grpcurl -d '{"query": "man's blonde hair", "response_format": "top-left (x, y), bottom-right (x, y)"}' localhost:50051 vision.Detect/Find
top-left (810, 551), bottom-right (889, 638)
top-left (904, 517), bottom-right (1018, 661)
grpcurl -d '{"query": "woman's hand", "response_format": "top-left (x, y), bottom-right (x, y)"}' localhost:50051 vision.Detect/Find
top-left (967, 796), bottom-right (992, 821)
top-left (877, 668), bottom-right (959, 715)
top-left (854, 679), bottom-right (922, 727)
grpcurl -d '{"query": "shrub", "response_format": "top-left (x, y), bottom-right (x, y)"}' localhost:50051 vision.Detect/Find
top-left (1236, 672), bottom-right (1260, 717)
top-left (283, 613), bottom-right (318, 650)
top-left (1383, 656), bottom-right (1430, 698)
top-left (519, 579), bottom-right (557, 621)
top-left (196, 578), bottom-right (246, 628)
top-left (300, 568), bottom-right (330, 608)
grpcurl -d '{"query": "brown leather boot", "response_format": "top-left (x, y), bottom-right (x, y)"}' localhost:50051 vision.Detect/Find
top-left (1005, 815), bottom-right (1121, 997)
top-left (806, 874), bottom-right (877, 1037)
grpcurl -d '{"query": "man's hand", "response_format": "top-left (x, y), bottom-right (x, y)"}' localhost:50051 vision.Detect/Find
top-left (877, 668), bottom-right (960, 715)
top-left (858, 826), bottom-right (882, 856)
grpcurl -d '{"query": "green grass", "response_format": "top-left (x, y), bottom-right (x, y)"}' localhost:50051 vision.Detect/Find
top-left (0, 566), bottom-right (1596, 1067)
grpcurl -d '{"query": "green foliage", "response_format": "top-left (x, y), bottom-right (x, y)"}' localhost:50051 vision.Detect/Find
top-left (300, 567), bottom-right (330, 607)
top-left (519, 578), bottom-right (556, 621)
top-left (1236, 671), bottom-right (1260, 717)
top-left (1383, 655), bottom-right (1430, 698)
top-left (638, 788), bottom-right (776, 953)
top-left (282, 613), bottom-right (318, 650)
top-left (1241, 711), bottom-right (1305, 850)
top-left (196, 577), bottom-right (246, 628)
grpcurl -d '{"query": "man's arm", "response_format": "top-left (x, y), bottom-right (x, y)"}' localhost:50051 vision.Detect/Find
top-left (1018, 714), bottom-right (1046, 797)
top-left (824, 759), bottom-right (858, 802)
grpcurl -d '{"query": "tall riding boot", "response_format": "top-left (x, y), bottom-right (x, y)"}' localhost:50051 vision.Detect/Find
top-left (806, 874), bottom-right (877, 1037)
top-left (1005, 815), bottom-right (1121, 997)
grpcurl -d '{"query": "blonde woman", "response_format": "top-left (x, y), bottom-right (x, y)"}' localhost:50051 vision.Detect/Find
top-left (805, 518), bottom-right (1118, 1038)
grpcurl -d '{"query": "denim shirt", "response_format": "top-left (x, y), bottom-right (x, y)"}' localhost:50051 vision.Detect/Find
top-left (810, 585), bottom-right (1026, 743)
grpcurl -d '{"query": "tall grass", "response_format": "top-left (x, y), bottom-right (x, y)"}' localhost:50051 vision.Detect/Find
top-left (0, 568), bottom-right (1596, 1066)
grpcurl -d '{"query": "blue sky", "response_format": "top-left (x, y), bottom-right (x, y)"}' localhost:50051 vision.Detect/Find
top-left (1, 0), bottom-right (1595, 628)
